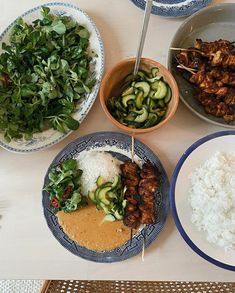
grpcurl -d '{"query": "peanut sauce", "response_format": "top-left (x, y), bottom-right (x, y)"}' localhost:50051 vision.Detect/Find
top-left (57, 202), bottom-right (131, 251)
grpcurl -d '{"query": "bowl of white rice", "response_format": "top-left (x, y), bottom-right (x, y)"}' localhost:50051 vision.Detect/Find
top-left (171, 131), bottom-right (235, 271)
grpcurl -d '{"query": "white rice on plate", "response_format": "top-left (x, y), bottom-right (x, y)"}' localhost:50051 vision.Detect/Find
top-left (78, 151), bottom-right (121, 195)
top-left (188, 151), bottom-right (235, 250)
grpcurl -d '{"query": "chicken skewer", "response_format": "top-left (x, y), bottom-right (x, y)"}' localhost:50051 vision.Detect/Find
top-left (174, 39), bottom-right (235, 123)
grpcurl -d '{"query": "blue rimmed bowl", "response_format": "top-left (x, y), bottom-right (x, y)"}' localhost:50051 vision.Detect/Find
top-left (0, 2), bottom-right (104, 153)
top-left (171, 131), bottom-right (235, 271)
top-left (42, 131), bottom-right (170, 263)
top-left (129, 0), bottom-right (212, 18)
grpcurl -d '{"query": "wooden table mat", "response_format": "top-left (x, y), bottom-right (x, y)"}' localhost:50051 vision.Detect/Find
top-left (40, 280), bottom-right (235, 293)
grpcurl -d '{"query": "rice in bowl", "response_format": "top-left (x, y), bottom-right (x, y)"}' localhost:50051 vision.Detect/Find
top-left (188, 151), bottom-right (235, 250)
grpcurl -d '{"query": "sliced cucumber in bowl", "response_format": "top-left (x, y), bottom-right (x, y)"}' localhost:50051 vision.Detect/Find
top-left (107, 66), bottom-right (172, 129)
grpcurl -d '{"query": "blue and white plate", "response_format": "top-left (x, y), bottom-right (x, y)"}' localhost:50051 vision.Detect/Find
top-left (171, 131), bottom-right (235, 271)
top-left (129, 0), bottom-right (212, 18)
top-left (0, 2), bottom-right (104, 153)
top-left (42, 131), bottom-right (170, 263)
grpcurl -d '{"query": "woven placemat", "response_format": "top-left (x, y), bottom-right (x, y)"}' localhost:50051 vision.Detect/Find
top-left (0, 280), bottom-right (44, 293)
top-left (40, 280), bottom-right (235, 293)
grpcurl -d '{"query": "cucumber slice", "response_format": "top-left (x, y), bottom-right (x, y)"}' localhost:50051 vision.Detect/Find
top-left (134, 88), bottom-right (139, 95)
top-left (155, 109), bottom-right (166, 117)
top-left (98, 186), bottom-right (111, 205)
top-left (149, 90), bottom-right (155, 98)
top-left (99, 203), bottom-right (110, 214)
top-left (134, 107), bottom-right (148, 123)
top-left (147, 76), bottom-right (162, 83)
top-left (115, 100), bottom-right (127, 112)
top-left (164, 86), bottom-right (172, 104)
top-left (122, 94), bottom-right (136, 107)
top-left (151, 81), bottom-right (159, 91)
top-left (153, 81), bottom-right (168, 99)
top-left (157, 100), bottom-right (165, 108)
top-left (108, 97), bottom-right (116, 111)
top-left (107, 191), bottom-right (117, 199)
top-left (95, 187), bottom-right (101, 202)
top-left (96, 176), bottom-right (104, 187)
top-left (114, 210), bottom-right (123, 220)
top-left (136, 91), bottom-right (144, 109)
top-left (134, 81), bottom-right (150, 98)
top-left (151, 67), bottom-right (159, 77)
top-left (122, 86), bottom-right (134, 97)
top-left (103, 214), bottom-right (116, 222)
top-left (88, 191), bottom-right (96, 203)
top-left (125, 113), bottom-right (137, 122)
top-left (125, 120), bottom-right (143, 128)
top-left (146, 96), bottom-right (151, 107)
top-left (111, 175), bottom-right (119, 189)
top-left (150, 99), bottom-right (157, 108)
top-left (137, 71), bottom-right (147, 79)
top-left (122, 199), bottom-right (127, 209)
top-left (142, 113), bottom-right (158, 128)
top-left (124, 73), bottom-right (134, 83)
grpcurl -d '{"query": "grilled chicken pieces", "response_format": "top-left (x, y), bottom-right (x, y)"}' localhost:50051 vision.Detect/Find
top-left (120, 161), bottom-right (140, 229)
top-left (176, 39), bottom-right (235, 123)
top-left (139, 163), bottom-right (158, 225)
top-left (120, 160), bottom-right (158, 229)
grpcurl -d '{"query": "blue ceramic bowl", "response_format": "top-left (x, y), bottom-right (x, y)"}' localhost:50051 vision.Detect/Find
top-left (129, 0), bottom-right (212, 18)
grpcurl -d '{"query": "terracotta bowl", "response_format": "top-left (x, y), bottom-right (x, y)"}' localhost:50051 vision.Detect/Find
top-left (100, 58), bottom-right (179, 134)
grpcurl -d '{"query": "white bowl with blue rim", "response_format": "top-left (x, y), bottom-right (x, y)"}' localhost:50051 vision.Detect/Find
top-left (42, 131), bottom-right (170, 262)
top-left (0, 2), bottom-right (104, 153)
top-left (129, 0), bottom-right (212, 18)
top-left (171, 131), bottom-right (235, 271)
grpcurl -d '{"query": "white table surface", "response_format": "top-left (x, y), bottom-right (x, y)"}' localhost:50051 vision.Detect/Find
top-left (0, 0), bottom-right (234, 281)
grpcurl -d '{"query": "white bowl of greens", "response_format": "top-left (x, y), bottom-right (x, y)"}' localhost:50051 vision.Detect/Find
top-left (0, 3), bottom-right (104, 153)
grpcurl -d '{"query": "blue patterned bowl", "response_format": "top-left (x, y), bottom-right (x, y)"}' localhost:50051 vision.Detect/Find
top-left (42, 131), bottom-right (170, 262)
top-left (129, 0), bottom-right (212, 18)
top-left (0, 2), bottom-right (104, 153)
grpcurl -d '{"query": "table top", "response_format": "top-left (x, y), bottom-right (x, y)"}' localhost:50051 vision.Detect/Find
top-left (0, 0), bottom-right (234, 281)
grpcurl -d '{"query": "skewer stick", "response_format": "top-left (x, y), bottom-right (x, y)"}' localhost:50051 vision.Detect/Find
top-left (170, 47), bottom-right (191, 51)
top-left (129, 135), bottom-right (135, 245)
top-left (130, 228), bottom-right (133, 246)
top-left (170, 47), bottom-right (207, 56)
top-left (177, 64), bottom-right (196, 75)
top-left (141, 225), bottom-right (146, 262)
top-left (131, 135), bottom-right (134, 163)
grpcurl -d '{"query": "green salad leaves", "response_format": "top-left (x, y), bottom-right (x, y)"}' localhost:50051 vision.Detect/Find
top-left (0, 6), bottom-right (96, 142)
top-left (44, 159), bottom-right (87, 213)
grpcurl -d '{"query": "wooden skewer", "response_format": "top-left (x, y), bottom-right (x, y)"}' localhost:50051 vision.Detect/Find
top-left (177, 64), bottom-right (196, 75)
top-left (130, 135), bottom-right (135, 245)
top-left (130, 228), bottom-right (133, 246)
top-left (129, 134), bottom-right (146, 262)
top-left (131, 135), bottom-right (134, 163)
top-left (170, 47), bottom-right (191, 51)
top-left (141, 225), bottom-right (147, 262)
top-left (170, 47), bottom-right (207, 56)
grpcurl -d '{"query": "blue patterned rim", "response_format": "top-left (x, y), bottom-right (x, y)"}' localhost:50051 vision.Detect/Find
top-left (42, 131), bottom-right (170, 263)
top-left (170, 130), bottom-right (235, 271)
top-left (129, 0), bottom-right (212, 18)
top-left (0, 2), bottom-right (105, 153)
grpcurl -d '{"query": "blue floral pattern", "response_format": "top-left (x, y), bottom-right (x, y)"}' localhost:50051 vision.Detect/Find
top-left (42, 132), bottom-right (170, 263)
top-left (130, 0), bottom-right (212, 17)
